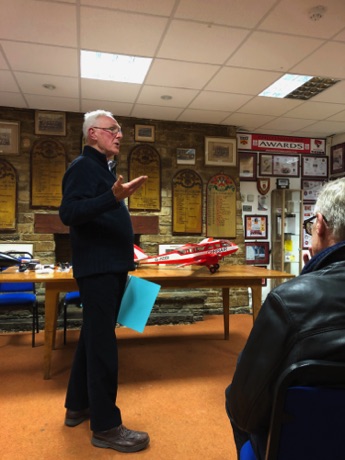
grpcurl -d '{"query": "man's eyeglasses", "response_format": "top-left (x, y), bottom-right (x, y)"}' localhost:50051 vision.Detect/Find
top-left (93, 126), bottom-right (122, 135)
top-left (303, 214), bottom-right (328, 236)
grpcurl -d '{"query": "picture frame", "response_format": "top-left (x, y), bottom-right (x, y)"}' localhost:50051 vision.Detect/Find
top-left (330, 143), bottom-right (345, 175)
top-left (259, 153), bottom-right (299, 177)
top-left (244, 214), bottom-right (268, 239)
top-left (204, 137), bottom-right (237, 167)
top-left (176, 148), bottom-right (196, 165)
top-left (301, 155), bottom-right (328, 179)
top-left (0, 121), bottom-right (20, 154)
top-left (302, 203), bottom-right (315, 249)
top-left (245, 241), bottom-right (270, 265)
top-left (302, 179), bottom-right (326, 203)
top-left (134, 124), bottom-right (155, 142)
top-left (35, 111), bottom-right (66, 136)
top-left (239, 152), bottom-right (257, 181)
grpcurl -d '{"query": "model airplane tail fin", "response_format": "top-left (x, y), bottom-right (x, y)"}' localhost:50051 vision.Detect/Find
top-left (199, 237), bottom-right (214, 244)
top-left (133, 244), bottom-right (149, 262)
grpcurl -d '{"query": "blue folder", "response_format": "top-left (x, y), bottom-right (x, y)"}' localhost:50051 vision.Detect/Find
top-left (117, 275), bottom-right (161, 333)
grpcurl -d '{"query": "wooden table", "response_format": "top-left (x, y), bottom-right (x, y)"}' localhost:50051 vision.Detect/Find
top-left (0, 265), bottom-right (293, 379)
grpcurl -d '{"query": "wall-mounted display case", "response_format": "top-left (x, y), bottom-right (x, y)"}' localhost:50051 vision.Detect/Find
top-left (271, 189), bottom-right (303, 288)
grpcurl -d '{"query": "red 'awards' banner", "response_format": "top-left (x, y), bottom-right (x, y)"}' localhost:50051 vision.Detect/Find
top-left (237, 133), bottom-right (325, 155)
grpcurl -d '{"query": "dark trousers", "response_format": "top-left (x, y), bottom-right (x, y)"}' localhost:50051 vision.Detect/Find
top-left (65, 272), bottom-right (128, 432)
top-left (225, 384), bottom-right (267, 460)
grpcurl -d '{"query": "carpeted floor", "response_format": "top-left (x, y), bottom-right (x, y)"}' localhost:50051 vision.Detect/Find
top-left (0, 314), bottom-right (252, 460)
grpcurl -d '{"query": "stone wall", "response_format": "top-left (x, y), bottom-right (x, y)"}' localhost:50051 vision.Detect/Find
top-left (0, 106), bottom-right (250, 331)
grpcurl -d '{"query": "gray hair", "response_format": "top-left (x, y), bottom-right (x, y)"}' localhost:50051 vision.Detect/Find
top-left (82, 109), bottom-right (115, 139)
top-left (315, 177), bottom-right (345, 241)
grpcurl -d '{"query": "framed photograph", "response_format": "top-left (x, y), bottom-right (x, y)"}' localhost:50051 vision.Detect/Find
top-left (330, 143), bottom-right (345, 175)
top-left (204, 137), bottom-right (237, 166)
top-left (176, 148), bottom-right (196, 165)
top-left (245, 241), bottom-right (270, 265)
top-left (244, 214), bottom-right (268, 239)
top-left (35, 111), bottom-right (66, 136)
top-left (134, 124), bottom-right (155, 142)
top-left (0, 121), bottom-right (20, 154)
top-left (239, 152), bottom-right (257, 181)
top-left (259, 153), bottom-right (299, 177)
top-left (301, 155), bottom-right (328, 178)
top-left (302, 179), bottom-right (326, 203)
top-left (302, 203), bottom-right (315, 249)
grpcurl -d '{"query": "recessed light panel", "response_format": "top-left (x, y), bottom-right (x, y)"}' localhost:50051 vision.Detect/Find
top-left (259, 73), bottom-right (340, 100)
top-left (81, 50), bottom-right (152, 84)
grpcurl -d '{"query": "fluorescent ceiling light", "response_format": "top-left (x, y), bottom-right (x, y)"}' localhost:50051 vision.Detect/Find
top-left (259, 74), bottom-right (313, 98)
top-left (81, 50), bottom-right (152, 84)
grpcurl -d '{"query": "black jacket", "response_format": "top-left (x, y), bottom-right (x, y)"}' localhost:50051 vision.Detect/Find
top-left (228, 241), bottom-right (345, 435)
top-left (59, 146), bottom-right (135, 278)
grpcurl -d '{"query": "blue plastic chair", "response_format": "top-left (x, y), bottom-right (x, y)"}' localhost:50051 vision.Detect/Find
top-left (62, 291), bottom-right (82, 344)
top-left (240, 360), bottom-right (345, 460)
top-left (0, 281), bottom-right (39, 347)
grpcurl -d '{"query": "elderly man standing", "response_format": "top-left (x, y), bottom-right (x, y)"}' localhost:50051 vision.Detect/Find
top-left (226, 177), bottom-right (345, 459)
top-left (59, 110), bottom-right (149, 453)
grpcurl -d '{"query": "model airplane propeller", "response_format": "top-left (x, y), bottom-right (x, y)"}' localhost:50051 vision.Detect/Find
top-left (134, 238), bottom-right (239, 274)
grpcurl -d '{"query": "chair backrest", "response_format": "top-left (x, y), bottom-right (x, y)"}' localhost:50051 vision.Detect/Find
top-left (266, 360), bottom-right (345, 460)
top-left (0, 282), bottom-right (35, 293)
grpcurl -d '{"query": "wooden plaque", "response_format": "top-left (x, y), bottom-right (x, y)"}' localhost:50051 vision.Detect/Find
top-left (0, 160), bottom-right (17, 230)
top-left (31, 139), bottom-right (66, 209)
top-left (172, 169), bottom-right (203, 235)
top-left (128, 144), bottom-right (161, 211)
top-left (206, 174), bottom-right (237, 238)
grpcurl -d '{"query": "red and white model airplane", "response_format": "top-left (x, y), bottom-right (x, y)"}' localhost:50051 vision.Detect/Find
top-left (134, 238), bottom-right (238, 274)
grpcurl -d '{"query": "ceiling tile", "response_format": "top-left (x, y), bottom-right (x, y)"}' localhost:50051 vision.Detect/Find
top-left (14, 73), bottom-right (79, 97)
top-left (292, 42), bottom-right (345, 79)
top-left (189, 91), bottom-right (252, 111)
top-left (136, 86), bottom-right (199, 107)
top-left (1, 42), bottom-right (79, 76)
top-left (258, 0), bottom-right (345, 39)
top-left (157, 20), bottom-right (249, 64)
top-left (131, 104), bottom-right (183, 121)
top-left (25, 95), bottom-right (80, 112)
top-left (0, 0), bottom-right (77, 46)
top-left (298, 119), bottom-right (345, 135)
top-left (175, 0), bottom-right (277, 28)
top-left (222, 113), bottom-right (276, 130)
top-left (81, 0), bottom-right (175, 15)
top-left (0, 70), bottom-right (19, 92)
top-left (81, 99), bottom-right (134, 117)
top-left (237, 97), bottom-right (302, 117)
top-left (259, 117), bottom-right (317, 132)
top-left (206, 67), bottom-right (283, 94)
top-left (284, 101), bottom-right (345, 120)
top-left (227, 31), bottom-right (323, 71)
top-left (177, 108), bottom-right (230, 124)
top-left (0, 91), bottom-right (27, 108)
top-left (80, 7), bottom-right (168, 55)
top-left (81, 79), bottom-right (141, 103)
top-left (146, 60), bottom-right (219, 89)
top-left (327, 110), bottom-right (345, 122)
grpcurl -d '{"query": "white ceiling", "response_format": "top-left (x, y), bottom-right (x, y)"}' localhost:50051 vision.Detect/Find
top-left (1, 0), bottom-right (345, 138)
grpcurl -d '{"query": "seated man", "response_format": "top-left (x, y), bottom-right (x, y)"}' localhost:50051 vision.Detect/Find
top-left (226, 177), bottom-right (345, 460)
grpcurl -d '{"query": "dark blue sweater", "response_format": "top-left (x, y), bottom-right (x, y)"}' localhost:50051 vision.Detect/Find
top-left (59, 146), bottom-right (135, 278)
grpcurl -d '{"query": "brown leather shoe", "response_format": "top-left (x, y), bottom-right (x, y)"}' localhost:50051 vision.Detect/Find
top-left (65, 408), bottom-right (90, 427)
top-left (91, 424), bottom-right (150, 452)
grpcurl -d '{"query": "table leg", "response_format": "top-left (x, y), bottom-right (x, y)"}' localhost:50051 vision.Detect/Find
top-left (43, 286), bottom-right (60, 379)
top-left (251, 285), bottom-right (262, 322)
top-left (222, 288), bottom-right (230, 340)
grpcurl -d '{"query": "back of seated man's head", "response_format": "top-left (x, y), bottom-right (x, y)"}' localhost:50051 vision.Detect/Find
top-left (315, 178), bottom-right (345, 243)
